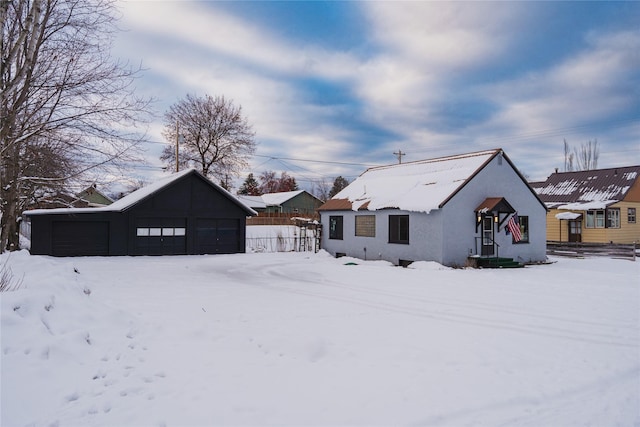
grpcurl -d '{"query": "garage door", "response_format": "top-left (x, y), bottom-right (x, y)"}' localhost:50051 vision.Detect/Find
top-left (196, 219), bottom-right (240, 254)
top-left (134, 218), bottom-right (187, 255)
top-left (52, 221), bottom-right (109, 256)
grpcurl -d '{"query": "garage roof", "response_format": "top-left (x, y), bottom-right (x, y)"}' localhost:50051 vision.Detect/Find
top-left (24, 169), bottom-right (257, 216)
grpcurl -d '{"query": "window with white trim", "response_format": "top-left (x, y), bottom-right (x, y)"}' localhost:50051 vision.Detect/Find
top-left (606, 208), bottom-right (620, 228)
top-left (585, 210), bottom-right (605, 228)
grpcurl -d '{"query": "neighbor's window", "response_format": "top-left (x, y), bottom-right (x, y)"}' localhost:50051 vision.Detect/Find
top-left (329, 216), bottom-right (343, 240)
top-left (355, 215), bottom-right (376, 237)
top-left (585, 210), bottom-right (605, 228)
top-left (136, 228), bottom-right (149, 236)
top-left (628, 208), bottom-right (636, 224)
top-left (514, 215), bottom-right (530, 243)
top-left (606, 208), bottom-right (620, 228)
top-left (389, 215), bottom-right (409, 244)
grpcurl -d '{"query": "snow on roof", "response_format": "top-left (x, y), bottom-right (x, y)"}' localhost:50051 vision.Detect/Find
top-left (24, 169), bottom-right (256, 216)
top-left (108, 169), bottom-right (196, 211)
top-left (555, 212), bottom-right (582, 220)
top-left (534, 166), bottom-right (640, 207)
top-left (235, 195), bottom-right (267, 209)
top-left (330, 149), bottom-right (499, 213)
top-left (261, 190), bottom-right (305, 206)
top-left (556, 200), bottom-right (619, 211)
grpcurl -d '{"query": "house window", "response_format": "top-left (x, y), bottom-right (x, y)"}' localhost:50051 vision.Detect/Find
top-left (355, 215), bottom-right (375, 237)
top-left (606, 208), bottom-right (620, 228)
top-left (628, 208), bottom-right (636, 224)
top-left (585, 210), bottom-right (605, 228)
top-left (389, 215), bottom-right (409, 244)
top-left (515, 215), bottom-right (529, 243)
top-left (329, 216), bottom-right (343, 240)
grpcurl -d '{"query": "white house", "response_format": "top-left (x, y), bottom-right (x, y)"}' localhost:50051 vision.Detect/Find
top-left (318, 149), bottom-right (547, 267)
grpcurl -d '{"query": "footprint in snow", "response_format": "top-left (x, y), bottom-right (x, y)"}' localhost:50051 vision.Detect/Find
top-left (65, 392), bottom-right (80, 402)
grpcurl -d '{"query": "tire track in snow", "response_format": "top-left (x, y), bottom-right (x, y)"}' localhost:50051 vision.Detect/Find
top-left (227, 265), bottom-right (637, 349)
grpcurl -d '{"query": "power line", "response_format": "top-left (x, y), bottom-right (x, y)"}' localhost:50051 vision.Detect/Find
top-left (252, 154), bottom-right (378, 168)
top-left (142, 117), bottom-right (638, 167)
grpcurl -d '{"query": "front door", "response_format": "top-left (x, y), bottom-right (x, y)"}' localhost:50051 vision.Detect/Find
top-left (568, 220), bottom-right (582, 242)
top-left (481, 216), bottom-right (495, 256)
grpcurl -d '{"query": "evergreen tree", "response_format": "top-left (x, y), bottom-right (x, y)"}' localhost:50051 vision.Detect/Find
top-left (329, 176), bottom-right (350, 198)
top-left (238, 173), bottom-right (261, 195)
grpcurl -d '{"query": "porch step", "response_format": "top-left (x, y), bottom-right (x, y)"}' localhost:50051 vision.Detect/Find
top-left (476, 257), bottom-right (524, 269)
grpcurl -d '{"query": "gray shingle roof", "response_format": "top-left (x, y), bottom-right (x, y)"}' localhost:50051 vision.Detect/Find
top-left (532, 166), bottom-right (640, 208)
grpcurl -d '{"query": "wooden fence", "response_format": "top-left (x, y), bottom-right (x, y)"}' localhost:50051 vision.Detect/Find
top-left (546, 241), bottom-right (637, 261)
top-left (247, 212), bottom-right (319, 226)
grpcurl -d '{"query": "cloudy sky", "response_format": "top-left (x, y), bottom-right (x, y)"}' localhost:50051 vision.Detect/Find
top-left (112, 1), bottom-right (639, 189)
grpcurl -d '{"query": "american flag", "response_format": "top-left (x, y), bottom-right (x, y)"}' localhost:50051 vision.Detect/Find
top-left (506, 213), bottom-right (522, 242)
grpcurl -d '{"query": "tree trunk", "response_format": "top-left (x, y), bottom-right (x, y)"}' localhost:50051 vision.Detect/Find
top-left (0, 140), bottom-right (20, 251)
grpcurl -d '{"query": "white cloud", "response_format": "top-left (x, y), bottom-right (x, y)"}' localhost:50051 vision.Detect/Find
top-left (113, 0), bottom-right (370, 184)
top-left (354, 2), bottom-right (527, 139)
top-left (364, 2), bottom-right (521, 70)
top-left (117, 1), bottom-right (360, 81)
top-left (480, 29), bottom-right (640, 137)
top-left (111, 1), bottom-right (639, 186)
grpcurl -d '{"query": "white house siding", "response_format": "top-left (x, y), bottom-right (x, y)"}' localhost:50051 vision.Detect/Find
top-left (321, 209), bottom-right (444, 265)
top-left (440, 155), bottom-right (547, 266)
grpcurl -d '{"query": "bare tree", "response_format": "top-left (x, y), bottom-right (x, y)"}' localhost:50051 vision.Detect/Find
top-left (563, 139), bottom-right (574, 172)
top-left (575, 139), bottom-right (599, 171)
top-left (160, 94), bottom-right (256, 179)
top-left (0, 0), bottom-right (151, 252)
top-left (258, 170), bottom-right (298, 194)
top-left (310, 178), bottom-right (330, 202)
top-left (258, 170), bottom-right (279, 194)
top-left (563, 139), bottom-right (600, 172)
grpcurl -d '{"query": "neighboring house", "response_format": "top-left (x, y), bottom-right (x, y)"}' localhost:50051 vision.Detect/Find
top-left (236, 191), bottom-right (322, 216)
top-left (235, 195), bottom-right (267, 214)
top-left (26, 192), bottom-right (90, 210)
top-left (530, 166), bottom-right (640, 244)
top-left (23, 169), bottom-right (256, 256)
top-left (318, 149), bottom-right (547, 267)
top-left (77, 185), bottom-right (114, 207)
top-left (261, 190), bottom-right (323, 215)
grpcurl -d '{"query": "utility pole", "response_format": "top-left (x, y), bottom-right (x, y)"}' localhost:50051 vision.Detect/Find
top-left (394, 149), bottom-right (405, 164)
top-left (175, 121), bottom-right (179, 172)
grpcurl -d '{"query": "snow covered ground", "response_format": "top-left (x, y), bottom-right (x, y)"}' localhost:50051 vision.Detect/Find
top-left (1, 250), bottom-right (638, 426)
